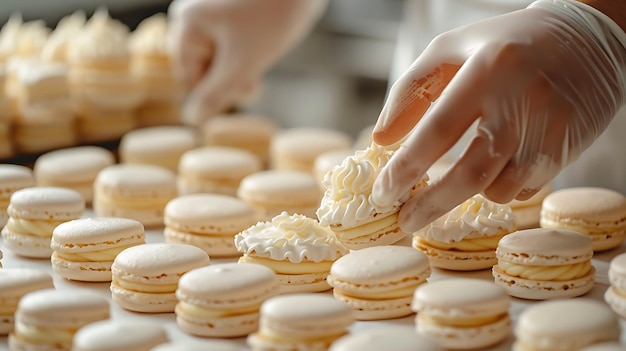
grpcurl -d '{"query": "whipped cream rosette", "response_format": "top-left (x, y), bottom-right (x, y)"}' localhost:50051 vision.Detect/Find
top-left (41, 11), bottom-right (86, 63)
top-left (235, 211), bottom-right (348, 293)
top-left (317, 143), bottom-right (429, 250)
top-left (414, 194), bottom-right (517, 271)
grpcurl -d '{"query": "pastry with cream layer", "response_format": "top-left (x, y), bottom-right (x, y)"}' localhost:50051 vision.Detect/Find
top-left (235, 212), bottom-right (348, 293)
top-left (414, 194), bottom-right (517, 271)
top-left (493, 228), bottom-right (595, 300)
top-left (130, 13), bottom-right (183, 127)
top-left (68, 8), bottom-right (141, 142)
top-left (317, 143), bottom-right (429, 250)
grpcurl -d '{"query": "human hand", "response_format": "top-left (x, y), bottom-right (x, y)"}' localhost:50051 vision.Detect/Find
top-left (371, 0), bottom-right (626, 232)
top-left (168, 0), bottom-right (327, 125)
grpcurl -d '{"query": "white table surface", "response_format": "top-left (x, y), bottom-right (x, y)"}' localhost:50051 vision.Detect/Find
top-left (1, 214), bottom-right (625, 351)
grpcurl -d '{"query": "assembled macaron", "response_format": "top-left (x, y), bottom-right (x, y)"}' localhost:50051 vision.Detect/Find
top-left (493, 228), bottom-right (595, 300)
top-left (164, 194), bottom-right (257, 257)
top-left (1, 186), bottom-right (85, 258)
top-left (0, 269), bottom-right (54, 335)
top-left (540, 187), bottom-right (626, 251)
top-left (327, 245), bottom-right (430, 320)
top-left (412, 278), bottom-right (511, 350)
top-left (247, 294), bottom-right (354, 351)
top-left (175, 263), bottom-right (280, 337)
top-left (0, 164), bottom-right (36, 227)
top-left (110, 243), bottom-right (210, 313)
top-left (51, 217), bottom-right (146, 282)
top-left (514, 299), bottom-right (620, 350)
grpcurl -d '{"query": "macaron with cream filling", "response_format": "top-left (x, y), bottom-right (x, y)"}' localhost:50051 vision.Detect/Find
top-left (51, 217), bottom-right (146, 282)
top-left (513, 299), bottom-right (620, 351)
top-left (247, 294), bottom-right (354, 351)
top-left (507, 183), bottom-right (552, 229)
top-left (9, 289), bottom-right (110, 351)
top-left (164, 194), bottom-right (257, 257)
top-left (540, 187), bottom-right (626, 251)
top-left (0, 269), bottom-right (54, 335)
top-left (235, 212), bottom-right (348, 293)
top-left (493, 228), bottom-right (595, 300)
top-left (72, 320), bottom-right (168, 351)
top-left (110, 243), bottom-right (210, 313)
top-left (327, 245), bottom-right (430, 320)
top-left (605, 252), bottom-right (626, 318)
top-left (317, 143), bottom-right (429, 250)
top-left (412, 278), bottom-right (511, 350)
top-left (1, 186), bottom-right (85, 258)
top-left (414, 194), bottom-right (517, 271)
top-left (0, 165), bottom-right (35, 228)
top-left (175, 263), bottom-right (280, 337)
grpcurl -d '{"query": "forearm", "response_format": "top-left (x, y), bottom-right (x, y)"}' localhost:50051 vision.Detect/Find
top-left (578, 0), bottom-right (626, 31)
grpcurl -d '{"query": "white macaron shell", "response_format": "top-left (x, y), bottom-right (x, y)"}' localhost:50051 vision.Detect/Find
top-left (34, 146), bottom-right (115, 182)
top-left (516, 299), bottom-right (620, 350)
top-left (151, 340), bottom-right (245, 351)
top-left (95, 164), bottom-right (177, 197)
top-left (51, 217), bottom-right (145, 252)
top-left (178, 146), bottom-right (262, 178)
top-left (0, 165), bottom-right (35, 196)
top-left (0, 269), bottom-right (54, 297)
top-left (164, 194), bottom-right (255, 233)
top-left (8, 187), bottom-right (85, 220)
top-left (237, 170), bottom-right (320, 205)
top-left (72, 320), bottom-right (168, 351)
top-left (609, 253), bottom-right (626, 289)
top-left (330, 327), bottom-right (441, 351)
top-left (496, 228), bottom-right (593, 265)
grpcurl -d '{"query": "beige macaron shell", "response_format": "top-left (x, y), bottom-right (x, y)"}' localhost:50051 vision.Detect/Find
top-left (16, 289), bottom-right (109, 328)
top-left (237, 170), bottom-right (320, 206)
top-left (112, 243), bottom-right (210, 284)
top-left (164, 194), bottom-right (256, 235)
top-left (8, 187), bottom-right (85, 220)
top-left (0, 269), bottom-right (54, 297)
top-left (259, 294), bottom-right (353, 337)
top-left (151, 340), bottom-right (245, 351)
top-left (515, 299), bottom-right (620, 350)
top-left (51, 217), bottom-right (145, 253)
top-left (0, 165), bottom-right (35, 197)
top-left (541, 187), bottom-right (626, 223)
top-left (330, 327), bottom-right (441, 351)
top-left (329, 246), bottom-right (430, 292)
top-left (496, 228), bottom-right (593, 265)
top-left (119, 126), bottom-right (198, 160)
top-left (34, 146), bottom-right (115, 182)
top-left (271, 128), bottom-right (353, 161)
top-left (72, 320), bottom-right (168, 351)
top-left (412, 278), bottom-right (509, 319)
top-left (508, 183), bottom-right (552, 209)
top-left (202, 115), bottom-right (276, 144)
top-left (95, 164), bottom-right (177, 198)
top-left (178, 146), bottom-right (262, 179)
top-left (580, 342), bottom-right (626, 351)
top-left (177, 263), bottom-right (279, 308)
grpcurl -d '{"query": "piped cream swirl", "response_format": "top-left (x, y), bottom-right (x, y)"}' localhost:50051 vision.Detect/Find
top-left (235, 212), bottom-right (348, 263)
top-left (130, 13), bottom-right (169, 55)
top-left (5, 217), bottom-right (63, 237)
top-left (416, 194), bottom-right (516, 243)
top-left (317, 144), bottom-right (426, 228)
top-left (68, 8), bottom-right (130, 61)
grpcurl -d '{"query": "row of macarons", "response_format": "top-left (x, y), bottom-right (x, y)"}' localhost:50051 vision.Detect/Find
top-left (3, 259), bottom-right (626, 351)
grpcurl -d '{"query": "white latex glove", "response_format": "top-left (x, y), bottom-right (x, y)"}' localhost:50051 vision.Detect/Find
top-left (371, 0), bottom-right (626, 232)
top-left (168, 0), bottom-right (327, 125)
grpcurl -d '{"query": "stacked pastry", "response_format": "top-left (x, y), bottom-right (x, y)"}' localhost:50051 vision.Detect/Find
top-left (130, 13), bottom-right (182, 127)
top-left (68, 8), bottom-right (142, 142)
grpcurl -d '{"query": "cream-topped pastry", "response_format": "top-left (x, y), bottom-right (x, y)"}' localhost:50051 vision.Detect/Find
top-left (14, 20), bottom-right (49, 58)
top-left (413, 194), bottom-right (516, 271)
top-left (41, 11), bottom-right (86, 63)
top-left (317, 143), bottom-right (429, 249)
top-left (493, 228), bottom-right (595, 300)
top-left (235, 212), bottom-right (348, 293)
top-left (0, 13), bottom-right (22, 62)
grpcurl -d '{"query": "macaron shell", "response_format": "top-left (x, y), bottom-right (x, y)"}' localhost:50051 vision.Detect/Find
top-left (0, 269), bottom-right (54, 297)
top-left (271, 128), bottom-right (353, 161)
top-left (51, 253), bottom-right (118, 282)
top-left (492, 264), bottom-right (595, 300)
top-left (330, 246), bottom-right (430, 286)
top-left (112, 243), bottom-right (210, 282)
top-left (580, 342), bottom-right (626, 351)
top-left (163, 228), bottom-right (239, 257)
top-left (93, 203), bottom-right (165, 228)
top-left (16, 289), bottom-right (109, 328)
top-left (119, 126), bottom-right (197, 158)
top-left (541, 187), bottom-right (626, 222)
top-left (604, 286), bottom-right (626, 319)
top-left (495, 228), bottom-right (593, 265)
top-left (413, 236), bottom-right (497, 271)
top-left (0, 165), bottom-right (35, 197)
top-left (412, 278), bottom-right (509, 319)
top-left (176, 263), bottom-right (279, 306)
top-left (51, 217), bottom-right (145, 252)
top-left (34, 146), bottom-right (115, 182)
top-left (608, 253), bottom-right (626, 289)
top-left (110, 283), bottom-right (178, 313)
top-left (152, 340), bottom-right (245, 351)
top-left (94, 164), bottom-right (177, 198)
top-left (237, 170), bottom-right (321, 206)
top-left (417, 313), bottom-right (512, 350)
top-left (330, 327), bottom-right (442, 351)
top-left (515, 299), bottom-right (620, 349)
top-left (274, 272), bottom-right (332, 294)
top-left (8, 187), bottom-right (85, 220)
top-left (202, 115), bottom-right (276, 144)
top-left (508, 183), bottom-right (552, 208)
top-left (178, 146), bottom-right (262, 178)
top-left (176, 309), bottom-right (260, 338)
top-left (332, 291), bottom-right (414, 320)
top-left (1, 228), bottom-right (54, 258)
top-left (72, 320), bottom-right (168, 351)
top-left (164, 194), bottom-right (256, 234)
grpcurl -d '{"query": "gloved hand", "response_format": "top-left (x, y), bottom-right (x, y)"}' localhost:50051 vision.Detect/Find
top-left (168, 0), bottom-right (327, 125)
top-left (371, 0), bottom-right (626, 233)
